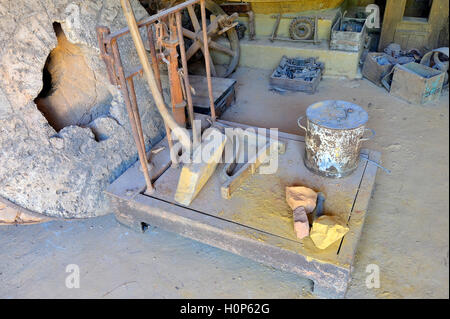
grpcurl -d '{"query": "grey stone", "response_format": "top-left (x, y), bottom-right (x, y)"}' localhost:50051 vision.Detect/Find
top-left (0, 0), bottom-right (166, 218)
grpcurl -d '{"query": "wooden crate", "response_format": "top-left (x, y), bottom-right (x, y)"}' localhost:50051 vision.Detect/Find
top-left (390, 62), bottom-right (445, 105)
top-left (269, 57), bottom-right (322, 94)
top-left (190, 75), bottom-right (237, 117)
top-left (362, 52), bottom-right (394, 87)
top-left (330, 17), bottom-right (367, 52)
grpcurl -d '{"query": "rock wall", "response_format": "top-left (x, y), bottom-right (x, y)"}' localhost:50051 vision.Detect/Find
top-left (0, 0), bottom-right (166, 218)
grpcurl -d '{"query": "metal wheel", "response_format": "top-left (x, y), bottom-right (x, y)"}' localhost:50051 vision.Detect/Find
top-left (289, 17), bottom-right (314, 40)
top-left (181, 0), bottom-right (240, 77)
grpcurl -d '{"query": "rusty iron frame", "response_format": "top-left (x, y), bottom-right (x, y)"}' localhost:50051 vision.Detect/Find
top-left (96, 0), bottom-right (216, 193)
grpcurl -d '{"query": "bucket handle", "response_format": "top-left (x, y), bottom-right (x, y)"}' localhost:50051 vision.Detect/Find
top-left (360, 128), bottom-right (376, 142)
top-left (297, 115), bottom-right (307, 132)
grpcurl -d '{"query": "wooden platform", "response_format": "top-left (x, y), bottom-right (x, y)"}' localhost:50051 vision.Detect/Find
top-left (106, 119), bottom-right (380, 298)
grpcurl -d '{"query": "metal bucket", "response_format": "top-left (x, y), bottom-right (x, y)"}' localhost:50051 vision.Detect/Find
top-left (298, 100), bottom-right (375, 178)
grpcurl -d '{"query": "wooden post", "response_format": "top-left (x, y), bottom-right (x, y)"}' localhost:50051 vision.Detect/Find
top-left (175, 11), bottom-right (199, 145)
top-left (200, 0), bottom-right (216, 121)
top-left (168, 14), bottom-right (187, 126)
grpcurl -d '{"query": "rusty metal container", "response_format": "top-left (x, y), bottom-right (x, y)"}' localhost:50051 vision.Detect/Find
top-left (298, 100), bottom-right (374, 178)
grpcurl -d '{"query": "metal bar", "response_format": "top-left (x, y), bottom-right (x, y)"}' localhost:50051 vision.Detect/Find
top-left (270, 13), bottom-right (281, 42)
top-left (175, 11), bottom-right (198, 145)
top-left (109, 0), bottom-right (200, 41)
top-left (145, 24), bottom-right (173, 157)
top-left (127, 76), bottom-right (153, 167)
top-left (247, 10), bottom-right (255, 40)
top-left (200, 0), bottom-right (216, 121)
top-left (313, 15), bottom-right (319, 45)
top-left (168, 14), bottom-right (187, 125)
top-left (125, 65), bottom-right (143, 80)
top-left (146, 24), bottom-right (163, 92)
top-left (96, 26), bottom-right (118, 85)
top-left (269, 37), bottom-right (321, 43)
top-left (110, 39), bottom-right (154, 193)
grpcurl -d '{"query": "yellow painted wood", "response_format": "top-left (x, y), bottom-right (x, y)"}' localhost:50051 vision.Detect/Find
top-left (221, 0), bottom-right (344, 14)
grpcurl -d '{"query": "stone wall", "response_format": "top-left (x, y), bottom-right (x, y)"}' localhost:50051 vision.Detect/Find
top-left (0, 0), bottom-right (166, 218)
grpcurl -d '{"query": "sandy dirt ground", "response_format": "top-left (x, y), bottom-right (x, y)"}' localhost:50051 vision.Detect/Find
top-left (0, 67), bottom-right (448, 298)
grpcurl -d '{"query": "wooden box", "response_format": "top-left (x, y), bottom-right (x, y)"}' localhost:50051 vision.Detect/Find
top-left (190, 75), bottom-right (237, 117)
top-left (269, 57), bottom-right (322, 94)
top-left (390, 62), bottom-right (445, 105)
top-left (362, 52), bottom-right (394, 87)
top-left (330, 17), bottom-right (367, 52)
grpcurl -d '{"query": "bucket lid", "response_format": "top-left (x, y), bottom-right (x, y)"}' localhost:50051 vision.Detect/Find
top-left (306, 100), bottom-right (368, 129)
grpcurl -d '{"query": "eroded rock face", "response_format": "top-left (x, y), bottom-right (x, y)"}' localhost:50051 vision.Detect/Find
top-left (0, 0), bottom-right (166, 218)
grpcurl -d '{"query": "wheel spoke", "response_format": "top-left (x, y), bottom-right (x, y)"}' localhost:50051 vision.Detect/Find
top-left (210, 41), bottom-right (235, 57)
top-left (186, 40), bottom-right (201, 60)
top-left (182, 27), bottom-right (196, 40)
top-left (208, 57), bottom-right (217, 77)
top-left (187, 5), bottom-right (201, 33)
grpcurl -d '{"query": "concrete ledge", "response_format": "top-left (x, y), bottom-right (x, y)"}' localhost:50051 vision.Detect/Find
top-left (237, 38), bottom-right (362, 79)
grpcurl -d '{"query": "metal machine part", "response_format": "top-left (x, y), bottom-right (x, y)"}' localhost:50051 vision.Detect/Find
top-left (421, 47), bottom-right (449, 87)
top-left (298, 100), bottom-right (375, 178)
top-left (273, 56), bottom-right (323, 81)
top-left (270, 14), bottom-right (320, 44)
top-left (220, 2), bottom-right (256, 40)
top-left (270, 56), bottom-right (324, 94)
top-left (289, 17), bottom-right (315, 40)
top-left (182, 0), bottom-right (241, 78)
top-left (309, 192), bottom-right (325, 226)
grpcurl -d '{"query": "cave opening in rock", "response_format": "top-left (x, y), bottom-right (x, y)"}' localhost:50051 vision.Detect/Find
top-left (35, 22), bottom-right (112, 132)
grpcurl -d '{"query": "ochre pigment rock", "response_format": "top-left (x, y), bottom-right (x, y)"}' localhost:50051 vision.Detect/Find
top-left (310, 215), bottom-right (349, 249)
top-left (286, 186), bottom-right (317, 239)
top-left (293, 206), bottom-right (310, 239)
top-left (286, 186), bottom-right (317, 213)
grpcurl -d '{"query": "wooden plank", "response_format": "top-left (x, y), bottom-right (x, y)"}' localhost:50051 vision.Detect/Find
top-left (378, 0), bottom-right (407, 51)
top-left (175, 129), bottom-right (227, 206)
top-left (151, 138), bottom-right (367, 250)
top-left (116, 193), bottom-right (350, 298)
top-left (221, 141), bottom-right (276, 199)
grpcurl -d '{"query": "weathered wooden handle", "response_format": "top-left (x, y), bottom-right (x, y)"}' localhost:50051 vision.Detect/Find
top-left (120, 0), bottom-right (191, 150)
